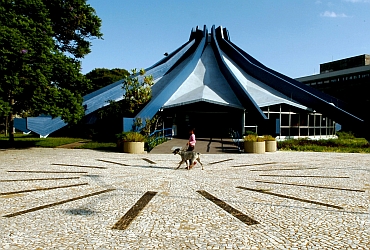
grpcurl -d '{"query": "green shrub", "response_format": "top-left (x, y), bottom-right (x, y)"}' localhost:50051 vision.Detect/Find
top-left (244, 134), bottom-right (266, 142)
top-left (277, 137), bottom-right (370, 153)
top-left (146, 136), bottom-right (168, 152)
top-left (262, 135), bottom-right (276, 141)
top-left (243, 134), bottom-right (257, 142)
top-left (256, 137), bottom-right (265, 142)
top-left (244, 130), bottom-right (258, 136)
top-left (116, 131), bottom-right (147, 142)
top-left (336, 131), bottom-right (355, 139)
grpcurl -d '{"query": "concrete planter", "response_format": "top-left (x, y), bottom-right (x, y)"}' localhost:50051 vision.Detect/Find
top-left (265, 141), bottom-right (277, 152)
top-left (244, 141), bottom-right (265, 154)
top-left (122, 142), bottom-right (145, 154)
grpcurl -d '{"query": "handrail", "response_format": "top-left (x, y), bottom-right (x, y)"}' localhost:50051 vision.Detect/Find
top-left (149, 128), bottom-right (173, 137)
top-left (230, 129), bottom-right (243, 153)
top-left (147, 128), bottom-right (173, 152)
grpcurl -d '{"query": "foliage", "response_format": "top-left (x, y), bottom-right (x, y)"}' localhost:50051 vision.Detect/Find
top-left (262, 135), bottom-right (276, 141)
top-left (336, 131), bottom-right (356, 139)
top-left (84, 68), bottom-right (129, 96)
top-left (87, 69), bottom-right (154, 141)
top-left (132, 115), bottom-right (163, 136)
top-left (244, 130), bottom-right (258, 136)
top-left (244, 134), bottom-right (265, 142)
top-left (278, 138), bottom-right (370, 153)
top-left (146, 136), bottom-right (168, 152)
top-left (116, 131), bottom-right (147, 142)
top-left (243, 134), bottom-right (257, 142)
top-left (0, 0), bottom-right (102, 142)
top-left (43, 0), bottom-right (103, 59)
top-left (97, 69), bottom-right (154, 120)
top-left (256, 137), bottom-right (265, 142)
top-left (122, 69), bottom-right (154, 114)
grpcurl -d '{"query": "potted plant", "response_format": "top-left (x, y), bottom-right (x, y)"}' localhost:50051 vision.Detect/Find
top-left (263, 135), bottom-right (277, 152)
top-left (117, 131), bottom-right (147, 154)
top-left (243, 134), bottom-right (265, 154)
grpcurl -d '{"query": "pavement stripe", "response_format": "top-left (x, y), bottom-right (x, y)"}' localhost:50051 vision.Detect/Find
top-left (3, 189), bottom-right (115, 218)
top-left (7, 170), bottom-right (88, 174)
top-left (255, 180), bottom-right (365, 192)
top-left (0, 183), bottom-right (88, 196)
top-left (142, 158), bottom-right (157, 164)
top-left (209, 159), bottom-right (234, 165)
top-left (236, 186), bottom-right (343, 209)
top-left (112, 191), bottom-right (158, 230)
top-left (196, 190), bottom-right (259, 226)
top-left (52, 163), bottom-right (107, 169)
top-left (0, 177), bottom-right (80, 182)
top-left (259, 175), bottom-right (349, 178)
top-left (96, 159), bottom-right (129, 166)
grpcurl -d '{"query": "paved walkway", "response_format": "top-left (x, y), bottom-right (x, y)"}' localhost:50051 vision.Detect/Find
top-left (0, 148), bottom-right (369, 249)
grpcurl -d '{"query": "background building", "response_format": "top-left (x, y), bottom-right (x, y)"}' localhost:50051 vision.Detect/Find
top-left (296, 54), bottom-right (370, 128)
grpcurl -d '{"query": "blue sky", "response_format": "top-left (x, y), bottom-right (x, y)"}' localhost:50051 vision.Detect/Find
top-left (82, 0), bottom-right (370, 78)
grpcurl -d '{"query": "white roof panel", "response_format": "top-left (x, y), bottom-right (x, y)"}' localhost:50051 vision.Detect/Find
top-left (222, 52), bottom-right (308, 110)
top-left (163, 45), bottom-right (243, 109)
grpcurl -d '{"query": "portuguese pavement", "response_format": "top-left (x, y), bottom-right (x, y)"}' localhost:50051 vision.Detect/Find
top-left (0, 145), bottom-right (369, 249)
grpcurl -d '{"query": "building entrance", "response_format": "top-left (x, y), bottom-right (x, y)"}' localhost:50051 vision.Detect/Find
top-left (162, 102), bottom-right (243, 139)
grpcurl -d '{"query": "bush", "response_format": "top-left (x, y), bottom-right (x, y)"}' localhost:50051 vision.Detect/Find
top-left (243, 134), bottom-right (257, 142)
top-left (244, 130), bottom-right (257, 136)
top-left (146, 136), bottom-right (168, 152)
top-left (116, 131), bottom-right (147, 142)
top-left (256, 137), bottom-right (265, 142)
top-left (336, 131), bottom-right (355, 139)
top-left (277, 137), bottom-right (370, 153)
top-left (263, 135), bottom-right (276, 141)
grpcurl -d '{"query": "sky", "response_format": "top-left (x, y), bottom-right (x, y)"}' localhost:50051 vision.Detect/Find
top-left (81, 0), bottom-right (370, 79)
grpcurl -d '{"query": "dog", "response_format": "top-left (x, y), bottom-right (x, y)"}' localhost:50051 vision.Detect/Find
top-left (172, 148), bottom-right (204, 170)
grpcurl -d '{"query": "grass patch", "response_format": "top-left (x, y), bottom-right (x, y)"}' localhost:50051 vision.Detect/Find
top-left (278, 138), bottom-right (370, 153)
top-left (0, 134), bottom-right (85, 148)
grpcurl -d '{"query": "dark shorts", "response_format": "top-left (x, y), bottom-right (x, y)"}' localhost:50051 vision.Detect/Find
top-left (187, 145), bottom-right (194, 151)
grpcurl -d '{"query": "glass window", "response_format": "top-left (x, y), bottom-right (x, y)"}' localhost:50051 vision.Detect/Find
top-left (300, 128), bottom-right (308, 136)
top-left (281, 114), bottom-right (290, 126)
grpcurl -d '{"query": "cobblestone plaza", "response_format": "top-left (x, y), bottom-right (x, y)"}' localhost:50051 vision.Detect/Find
top-left (1, 148), bottom-right (369, 249)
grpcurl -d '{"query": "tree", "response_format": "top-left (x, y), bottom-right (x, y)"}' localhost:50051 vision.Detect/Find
top-left (122, 68), bottom-right (154, 115)
top-left (43, 0), bottom-right (103, 59)
top-left (84, 68), bottom-right (129, 95)
top-left (89, 69), bottom-right (154, 141)
top-left (0, 0), bottom-right (102, 142)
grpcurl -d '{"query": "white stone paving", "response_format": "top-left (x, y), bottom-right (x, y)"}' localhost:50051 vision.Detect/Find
top-left (0, 148), bottom-right (369, 249)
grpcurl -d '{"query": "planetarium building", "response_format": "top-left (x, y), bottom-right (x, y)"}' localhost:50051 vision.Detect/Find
top-left (15, 25), bottom-right (367, 140)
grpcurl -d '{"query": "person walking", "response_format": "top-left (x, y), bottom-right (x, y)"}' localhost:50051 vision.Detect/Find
top-left (187, 128), bottom-right (196, 166)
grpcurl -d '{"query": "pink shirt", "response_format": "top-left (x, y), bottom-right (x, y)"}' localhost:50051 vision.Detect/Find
top-left (189, 134), bottom-right (196, 146)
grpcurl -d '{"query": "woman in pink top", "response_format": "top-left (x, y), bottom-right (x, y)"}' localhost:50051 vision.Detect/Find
top-left (187, 129), bottom-right (196, 151)
top-left (187, 128), bottom-right (196, 165)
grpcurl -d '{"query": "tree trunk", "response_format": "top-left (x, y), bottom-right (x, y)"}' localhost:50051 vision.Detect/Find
top-left (5, 115), bottom-right (8, 136)
top-left (8, 98), bottom-right (14, 145)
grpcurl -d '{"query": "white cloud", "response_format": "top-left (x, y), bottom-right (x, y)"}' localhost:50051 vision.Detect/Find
top-left (320, 11), bottom-right (348, 17)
